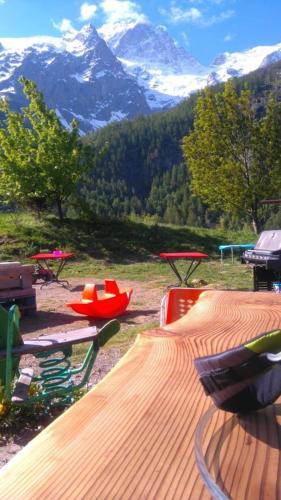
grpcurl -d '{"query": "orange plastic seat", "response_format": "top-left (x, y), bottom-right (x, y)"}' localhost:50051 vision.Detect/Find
top-left (67, 279), bottom-right (133, 319)
top-left (81, 283), bottom-right (98, 303)
top-left (164, 287), bottom-right (206, 324)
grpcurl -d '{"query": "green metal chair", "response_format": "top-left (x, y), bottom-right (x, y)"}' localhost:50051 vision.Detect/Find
top-left (0, 304), bottom-right (120, 406)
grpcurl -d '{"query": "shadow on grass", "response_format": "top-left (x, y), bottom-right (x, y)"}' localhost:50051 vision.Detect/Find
top-left (70, 283), bottom-right (104, 293)
top-left (118, 309), bottom-right (159, 323)
top-left (26, 216), bottom-right (242, 263)
top-left (21, 310), bottom-right (91, 334)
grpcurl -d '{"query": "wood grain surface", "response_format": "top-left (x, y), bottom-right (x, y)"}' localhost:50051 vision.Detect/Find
top-left (1, 290), bottom-right (281, 499)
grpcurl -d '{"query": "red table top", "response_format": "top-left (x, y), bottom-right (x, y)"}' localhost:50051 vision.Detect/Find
top-left (31, 252), bottom-right (74, 260)
top-left (159, 252), bottom-right (209, 259)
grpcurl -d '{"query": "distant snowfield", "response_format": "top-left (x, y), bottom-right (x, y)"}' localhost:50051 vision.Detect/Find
top-left (0, 36), bottom-right (62, 53)
top-left (0, 32), bottom-right (99, 58)
top-left (213, 43), bottom-right (281, 81)
top-left (120, 57), bottom-right (209, 100)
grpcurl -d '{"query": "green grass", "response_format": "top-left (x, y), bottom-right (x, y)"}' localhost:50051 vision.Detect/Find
top-left (0, 210), bottom-right (255, 264)
top-left (0, 209), bottom-right (255, 294)
top-left (63, 259), bottom-right (253, 294)
top-left (0, 211), bottom-right (255, 260)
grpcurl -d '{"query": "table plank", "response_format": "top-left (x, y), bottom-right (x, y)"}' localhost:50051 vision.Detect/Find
top-left (30, 253), bottom-right (74, 260)
top-left (1, 290), bottom-right (281, 499)
top-left (160, 252), bottom-right (209, 259)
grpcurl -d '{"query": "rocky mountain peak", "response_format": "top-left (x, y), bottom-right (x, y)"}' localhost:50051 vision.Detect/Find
top-left (103, 20), bottom-right (200, 73)
top-left (63, 24), bottom-right (104, 55)
top-left (72, 24), bottom-right (99, 45)
top-left (212, 53), bottom-right (228, 66)
top-left (260, 48), bottom-right (281, 68)
top-left (0, 23), bottom-right (150, 133)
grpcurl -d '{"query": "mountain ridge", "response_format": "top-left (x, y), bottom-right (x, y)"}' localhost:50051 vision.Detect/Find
top-left (1, 22), bottom-right (281, 132)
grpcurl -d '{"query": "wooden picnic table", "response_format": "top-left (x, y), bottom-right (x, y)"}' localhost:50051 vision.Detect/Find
top-left (30, 252), bottom-right (74, 287)
top-left (159, 251), bottom-right (209, 286)
top-left (0, 289), bottom-right (281, 499)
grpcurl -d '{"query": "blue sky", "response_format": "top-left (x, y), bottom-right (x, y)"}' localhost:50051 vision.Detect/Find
top-left (0, 0), bottom-right (280, 64)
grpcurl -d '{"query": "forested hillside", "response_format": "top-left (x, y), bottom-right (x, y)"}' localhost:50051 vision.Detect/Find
top-left (81, 60), bottom-right (281, 225)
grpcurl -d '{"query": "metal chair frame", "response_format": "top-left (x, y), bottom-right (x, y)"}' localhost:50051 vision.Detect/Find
top-left (0, 305), bottom-right (120, 406)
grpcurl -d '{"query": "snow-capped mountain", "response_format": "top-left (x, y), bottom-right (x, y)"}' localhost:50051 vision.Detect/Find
top-left (101, 21), bottom-right (281, 110)
top-left (100, 21), bottom-right (200, 72)
top-left (210, 42), bottom-right (281, 82)
top-left (0, 25), bottom-right (150, 133)
top-left (1, 22), bottom-right (281, 132)
top-left (99, 21), bottom-right (206, 109)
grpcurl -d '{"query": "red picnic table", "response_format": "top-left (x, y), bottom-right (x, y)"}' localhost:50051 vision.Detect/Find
top-left (30, 251), bottom-right (74, 288)
top-left (159, 252), bottom-right (209, 287)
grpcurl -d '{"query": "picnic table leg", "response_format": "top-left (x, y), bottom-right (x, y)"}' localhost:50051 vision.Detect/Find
top-left (166, 259), bottom-right (183, 287)
top-left (54, 259), bottom-right (70, 288)
top-left (183, 260), bottom-right (201, 286)
top-left (37, 259), bottom-right (55, 288)
top-left (39, 259), bottom-right (70, 288)
top-left (166, 259), bottom-right (204, 287)
top-left (231, 247), bottom-right (234, 264)
top-left (220, 250), bottom-right (223, 265)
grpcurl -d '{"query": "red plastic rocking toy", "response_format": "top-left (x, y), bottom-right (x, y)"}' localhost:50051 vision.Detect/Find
top-left (67, 279), bottom-right (133, 319)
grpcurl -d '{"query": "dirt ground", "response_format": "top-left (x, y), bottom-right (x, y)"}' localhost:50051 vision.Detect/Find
top-left (0, 277), bottom-right (164, 469)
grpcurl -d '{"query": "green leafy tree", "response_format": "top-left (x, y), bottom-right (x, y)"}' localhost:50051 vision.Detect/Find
top-left (0, 77), bottom-right (89, 220)
top-left (182, 81), bottom-right (281, 233)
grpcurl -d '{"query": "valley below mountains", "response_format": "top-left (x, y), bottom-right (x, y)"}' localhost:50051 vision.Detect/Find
top-left (1, 21), bottom-right (281, 133)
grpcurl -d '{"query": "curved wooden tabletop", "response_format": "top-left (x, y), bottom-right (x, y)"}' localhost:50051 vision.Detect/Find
top-left (1, 290), bottom-right (281, 499)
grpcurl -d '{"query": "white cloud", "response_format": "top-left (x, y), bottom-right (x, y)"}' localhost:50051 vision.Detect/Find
top-left (0, 0), bottom-right (6, 4)
top-left (224, 32), bottom-right (235, 42)
top-left (52, 18), bottom-right (76, 33)
top-left (99, 0), bottom-right (146, 24)
top-left (188, 0), bottom-right (232, 3)
top-left (160, 5), bottom-right (202, 23)
top-left (160, 1), bottom-right (234, 26)
top-left (80, 2), bottom-right (98, 21)
top-left (181, 32), bottom-right (190, 47)
top-left (201, 9), bottom-right (234, 26)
